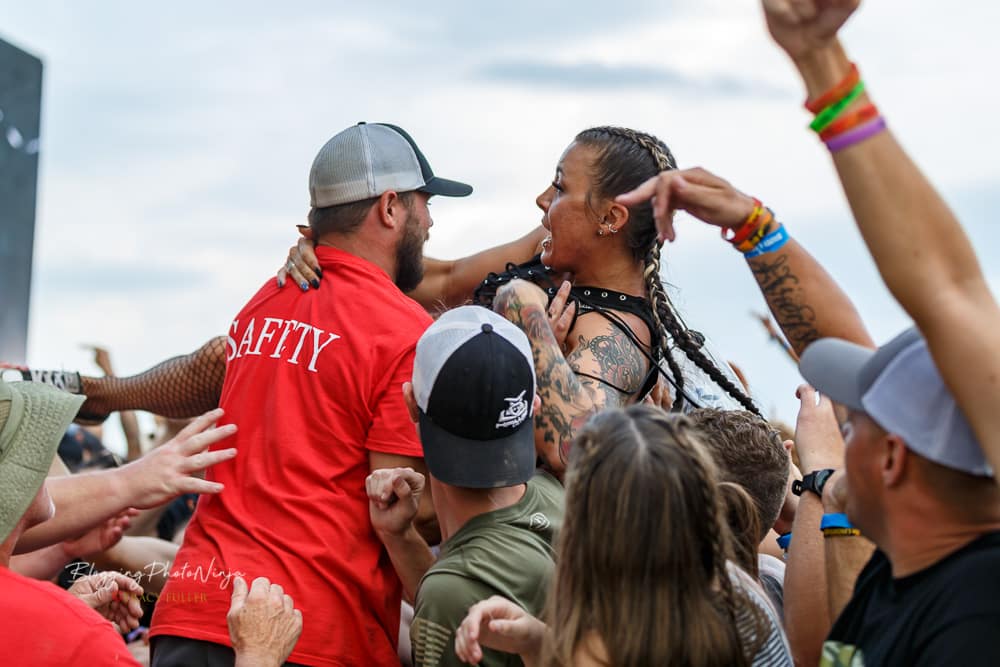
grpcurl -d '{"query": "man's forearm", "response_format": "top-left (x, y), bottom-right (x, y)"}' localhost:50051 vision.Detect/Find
top-left (783, 493), bottom-right (831, 667)
top-left (378, 525), bottom-right (436, 605)
top-left (823, 533), bottom-right (875, 621)
top-left (14, 469), bottom-right (135, 554)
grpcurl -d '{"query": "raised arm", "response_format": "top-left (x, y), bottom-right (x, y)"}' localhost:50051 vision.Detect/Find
top-left (617, 166), bottom-right (873, 356)
top-left (278, 225), bottom-right (547, 311)
top-left (763, 0), bottom-right (1000, 474)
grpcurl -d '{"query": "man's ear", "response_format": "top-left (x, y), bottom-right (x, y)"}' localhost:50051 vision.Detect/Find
top-left (402, 382), bottom-right (420, 424)
top-left (377, 190), bottom-right (403, 230)
top-left (882, 434), bottom-right (908, 488)
top-left (532, 394), bottom-right (542, 415)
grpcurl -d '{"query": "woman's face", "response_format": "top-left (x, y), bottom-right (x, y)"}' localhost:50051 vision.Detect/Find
top-left (536, 141), bottom-right (603, 272)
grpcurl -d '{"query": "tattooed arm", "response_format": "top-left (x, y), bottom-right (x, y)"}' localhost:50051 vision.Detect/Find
top-left (617, 167), bottom-right (873, 356)
top-left (747, 237), bottom-right (872, 356)
top-left (494, 280), bottom-right (647, 476)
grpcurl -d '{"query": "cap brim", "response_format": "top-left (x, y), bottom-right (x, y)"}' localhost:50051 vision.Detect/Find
top-left (419, 176), bottom-right (473, 198)
top-left (799, 338), bottom-right (874, 410)
top-left (418, 410), bottom-right (535, 489)
top-left (0, 383), bottom-right (85, 541)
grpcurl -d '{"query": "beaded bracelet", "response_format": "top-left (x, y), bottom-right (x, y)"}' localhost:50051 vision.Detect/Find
top-left (806, 63), bottom-right (860, 113)
top-left (825, 117), bottom-right (887, 153)
top-left (820, 103), bottom-right (879, 141)
top-left (743, 224), bottom-right (789, 258)
top-left (721, 198), bottom-right (764, 245)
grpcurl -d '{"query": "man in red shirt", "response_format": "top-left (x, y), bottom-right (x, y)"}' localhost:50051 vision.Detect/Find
top-left (150, 123), bottom-right (472, 666)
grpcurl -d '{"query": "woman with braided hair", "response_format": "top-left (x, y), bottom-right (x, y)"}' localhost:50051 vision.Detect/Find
top-left (454, 406), bottom-right (791, 666)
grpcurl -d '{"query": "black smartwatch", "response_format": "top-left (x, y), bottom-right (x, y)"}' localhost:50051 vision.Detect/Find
top-left (793, 468), bottom-right (835, 498)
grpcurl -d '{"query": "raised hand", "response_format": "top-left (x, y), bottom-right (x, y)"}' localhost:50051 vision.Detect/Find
top-left (793, 384), bottom-right (845, 473)
top-left (118, 408), bottom-right (237, 508)
top-left (68, 571), bottom-right (145, 632)
top-left (762, 0), bottom-right (861, 62)
top-left (616, 167), bottom-right (756, 243)
top-left (546, 280), bottom-right (576, 351)
top-left (366, 467), bottom-right (425, 538)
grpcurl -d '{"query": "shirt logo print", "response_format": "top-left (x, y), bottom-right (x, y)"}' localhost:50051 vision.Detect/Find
top-left (496, 390), bottom-right (528, 429)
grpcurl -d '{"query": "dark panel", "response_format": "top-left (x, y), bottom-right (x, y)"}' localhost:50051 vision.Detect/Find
top-left (0, 36), bottom-right (43, 364)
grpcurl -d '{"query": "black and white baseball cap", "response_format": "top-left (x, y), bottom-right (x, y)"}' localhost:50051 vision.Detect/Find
top-left (413, 306), bottom-right (537, 489)
top-left (309, 122), bottom-right (473, 208)
top-left (800, 327), bottom-right (992, 477)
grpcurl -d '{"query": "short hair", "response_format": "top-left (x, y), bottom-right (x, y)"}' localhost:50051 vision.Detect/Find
top-left (688, 408), bottom-right (789, 540)
top-left (307, 191), bottom-right (414, 238)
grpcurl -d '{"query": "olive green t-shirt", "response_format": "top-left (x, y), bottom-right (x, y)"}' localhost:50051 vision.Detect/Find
top-left (411, 471), bottom-right (564, 667)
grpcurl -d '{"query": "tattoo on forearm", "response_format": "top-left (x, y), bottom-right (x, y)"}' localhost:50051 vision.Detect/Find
top-left (750, 254), bottom-right (820, 352)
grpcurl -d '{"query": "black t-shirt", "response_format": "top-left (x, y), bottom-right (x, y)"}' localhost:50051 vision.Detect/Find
top-left (823, 531), bottom-right (1000, 666)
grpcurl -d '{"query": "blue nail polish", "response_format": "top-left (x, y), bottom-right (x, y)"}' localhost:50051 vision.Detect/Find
top-left (300, 282), bottom-right (309, 291)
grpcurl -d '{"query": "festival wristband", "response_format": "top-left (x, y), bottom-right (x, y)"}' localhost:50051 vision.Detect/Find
top-left (776, 532), bottom-right (792, 550)
top-left (820, 103), bottom-right (879, 141)
top-left (735, 210), bottom-right (773, 252)
top-left (823, 527), bottom-right (862, 538)
top-left (721, 198), bottom-right (764, 245)
top-left (743, 224), bottom-right (789, 258)
top-left (825, 117), bottom-right (887, 153)
top-left (806, 63), bottom-right (860, 114)
top-left (820, 513), bottom-right (854, 530)
top-left (809, 81), bottom-right (866, 133)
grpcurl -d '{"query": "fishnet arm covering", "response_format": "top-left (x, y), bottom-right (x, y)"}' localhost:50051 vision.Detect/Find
top-left (78, 336), bottom-right (227, 421)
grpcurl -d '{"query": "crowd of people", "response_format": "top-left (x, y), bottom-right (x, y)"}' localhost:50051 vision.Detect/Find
top-left (3, 1), bottom-right (1000, 665)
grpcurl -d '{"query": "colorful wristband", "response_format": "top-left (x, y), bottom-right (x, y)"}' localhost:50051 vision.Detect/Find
top-left (735, 211), bottom-right (773, 252)
top-left (743, 224), bottom-right (789, 258)
top-left (820, 103), bottom-right (880, 141)
top-left (825, 117), bottom-right (887, 153)
top-left (805, 63), bottom-right (860, 114)
top-left (809, 81), bottom-right (866, 133)
top-left (776, 532), bottom-right (792, 550)
top-left (823, 527), bottom-right (862, 538)
top-left (820, 513), bottom-right (854, 530)
top-left (722, 198), bottom-right (764, 245)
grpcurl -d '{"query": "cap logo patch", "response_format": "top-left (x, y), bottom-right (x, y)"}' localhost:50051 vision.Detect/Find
top-left (496, 390), bottom-right (528, 429)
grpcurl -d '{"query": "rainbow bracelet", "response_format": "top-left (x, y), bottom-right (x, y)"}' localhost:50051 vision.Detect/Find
top-left (809, 80), bottom-right (866, 133)
top-left (743, 224), bottom-right (789, 258)
top-left (825, 116), bottom-right (887, 153)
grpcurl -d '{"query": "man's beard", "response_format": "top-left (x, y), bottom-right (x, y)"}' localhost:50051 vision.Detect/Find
top-left (395, 217), bottom-right (425, 293)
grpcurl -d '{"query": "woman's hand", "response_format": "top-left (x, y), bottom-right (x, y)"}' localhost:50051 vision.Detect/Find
top-left (616, 167), bottom-right (756, 243)
top-left (547, 280), bottom-right (577, 351)
top-left (68, 572), bottom-right (145, 632)
top-left (276, 226), bottom-right (322, 291)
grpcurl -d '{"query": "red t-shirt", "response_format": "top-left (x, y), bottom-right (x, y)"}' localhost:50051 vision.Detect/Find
top-left (0, 566), bottom-right (141, 665)
top-left (151, 246), bottom-right (432, 666)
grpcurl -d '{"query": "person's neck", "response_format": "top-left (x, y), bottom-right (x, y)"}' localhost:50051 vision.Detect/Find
top-left (571, 250), bottom-right (645, 297)
top-left (433, 482), bottom-right (527, 543)
top-left (316, 234), bottom-right (396, 283)
top-left (884, 507), bottom-right (1000, 578)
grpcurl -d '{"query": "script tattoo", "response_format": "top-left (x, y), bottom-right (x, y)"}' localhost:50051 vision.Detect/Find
top-left (750, 254), bottom-right (820, 353)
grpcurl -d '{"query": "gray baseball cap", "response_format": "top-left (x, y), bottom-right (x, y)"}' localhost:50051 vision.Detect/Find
top-left (309, 122), bottom-right (473, 208)
top-left (799, 327), bottom-right (992, 477)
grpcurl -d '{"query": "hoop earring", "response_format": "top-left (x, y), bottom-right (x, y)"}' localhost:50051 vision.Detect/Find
top-left (608, 226), bottom-right (619, 234)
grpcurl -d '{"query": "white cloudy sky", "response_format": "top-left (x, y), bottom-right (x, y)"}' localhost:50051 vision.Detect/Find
top-left (4, 0), bottom-right (999, 451)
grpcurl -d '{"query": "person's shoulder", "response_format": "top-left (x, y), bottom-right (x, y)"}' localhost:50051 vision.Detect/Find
top-left (415, 570), bottom-right (491, 621)
top-left (0, 569), bottom-right (104, 626)
top-left (928, 531), bottom-right (1000, 594)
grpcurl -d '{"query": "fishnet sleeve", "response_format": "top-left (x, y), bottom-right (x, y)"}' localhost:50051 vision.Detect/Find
top-left (77, 336), bottom-right (227, 422)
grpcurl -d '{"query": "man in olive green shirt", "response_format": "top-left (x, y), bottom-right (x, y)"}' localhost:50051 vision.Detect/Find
top-left (366, 307), bottom-right (564, 667)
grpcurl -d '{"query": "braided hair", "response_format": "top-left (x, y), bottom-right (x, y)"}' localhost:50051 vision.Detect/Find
top-left (575, 126), bottom-right (760, 415)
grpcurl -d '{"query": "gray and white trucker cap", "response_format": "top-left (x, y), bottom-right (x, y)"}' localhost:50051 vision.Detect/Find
top-left (309, 122), bottom-right (472, 208)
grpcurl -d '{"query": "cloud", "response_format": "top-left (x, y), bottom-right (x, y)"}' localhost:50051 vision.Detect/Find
top-left (475, 59), bottom-right (788, 97)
